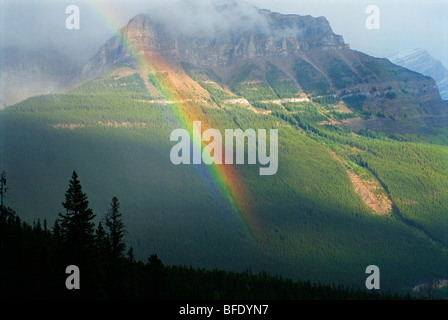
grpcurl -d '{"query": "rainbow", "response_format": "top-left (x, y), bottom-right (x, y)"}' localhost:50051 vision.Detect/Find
top-left (86, 1), bottom-right (263, 243)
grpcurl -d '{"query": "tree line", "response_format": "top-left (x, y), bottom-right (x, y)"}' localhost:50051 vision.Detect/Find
top-left (0, 170), bottom-right (419, 300)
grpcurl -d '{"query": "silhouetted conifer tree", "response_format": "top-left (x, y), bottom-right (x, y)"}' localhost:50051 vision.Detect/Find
top-left (0, 171), bottom-right (7, 212)
top-left (95, 222), bottom-right (109, 254)
top-left (104, 197), bottom-right (126, 298)
top-left (57, 171), bottom-right (97, 298)
top-left (94, 222), bottom-right (109, 298)
top-left (105, 196), bottom-right (126, 262)
top-left (58, 171), bottom-right (96, 258)
top-left (146, 254), bottom-right (167, 299)
top-left (52, 219), bottom-right (62, 243)
top-left (127, 246), bottom-right (135, 265)
top-left (0, 171), bottom-right (15, 218)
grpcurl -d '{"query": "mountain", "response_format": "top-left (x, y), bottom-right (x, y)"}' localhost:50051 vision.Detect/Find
top-left (389, 48), bottom-right (448, 100)
top-left (78, 5), bottom-right (448, 137)
top-left (1, 3), bottom-right (448, 295)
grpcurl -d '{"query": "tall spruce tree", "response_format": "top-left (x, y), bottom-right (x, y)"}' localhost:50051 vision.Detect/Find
top-left (0, 171), bottom-right (12, 217)
top-left (95, 222), bottom-right (109, 255)
top-left (104, 196), bottom-right (126, 298)
top-left (105, 196), bottom-right (126, 262)
top-left (58, 171), bottom-right (96, 263)
top-left (0, 171), bottom-right (16, 218)
top-left (0, 171), bottom-right (7, 211)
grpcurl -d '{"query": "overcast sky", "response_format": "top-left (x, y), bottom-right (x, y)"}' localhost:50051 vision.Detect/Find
top-left (1, 0), bottom-right (447, 67)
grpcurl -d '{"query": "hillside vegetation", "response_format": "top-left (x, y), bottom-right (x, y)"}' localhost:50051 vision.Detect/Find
top-left (1, 67), bottom-right (448, 295)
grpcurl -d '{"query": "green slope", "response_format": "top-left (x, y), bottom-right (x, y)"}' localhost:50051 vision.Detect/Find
top-left (1, 70), bottom-right (448, 293)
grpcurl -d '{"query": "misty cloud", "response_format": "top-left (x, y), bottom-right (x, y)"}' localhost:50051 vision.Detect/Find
top-left (145, 0), bottom-right (269, 38)
top-left (1, 1), bottom-right (106, 68)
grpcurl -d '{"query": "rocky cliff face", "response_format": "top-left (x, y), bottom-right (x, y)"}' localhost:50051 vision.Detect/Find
top-left (81, 5), bottom-right (348, 75)
top-left (118, 9), bottom-right (348, 67)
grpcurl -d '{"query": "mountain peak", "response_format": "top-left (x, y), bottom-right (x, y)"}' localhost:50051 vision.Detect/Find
top-left (114, 5), bottom-right (347, 68)
top-left (389, 48), bottom-right (448, 100)
top-left (76, 4), bottom-right (447, 136)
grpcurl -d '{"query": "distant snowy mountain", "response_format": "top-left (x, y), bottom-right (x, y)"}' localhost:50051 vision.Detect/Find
top-left (389, 49), bottom-right (448, 100)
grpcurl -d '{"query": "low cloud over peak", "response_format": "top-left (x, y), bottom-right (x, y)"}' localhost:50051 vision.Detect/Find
top-left (142, 0), bottom-right (269, 38)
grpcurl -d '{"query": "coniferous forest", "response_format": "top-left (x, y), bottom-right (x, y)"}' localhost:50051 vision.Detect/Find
top-left (0, 170), bottom-right (421, 300)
